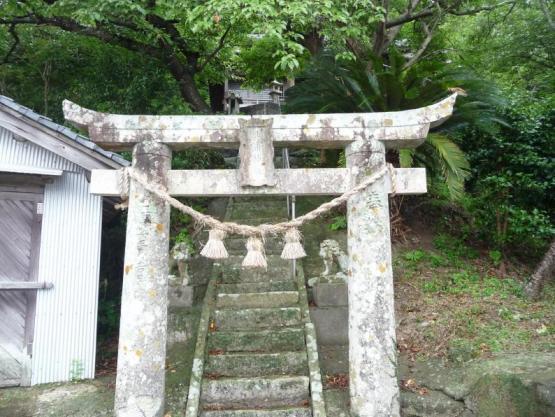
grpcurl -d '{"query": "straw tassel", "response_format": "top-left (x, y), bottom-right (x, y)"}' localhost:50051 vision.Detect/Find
top-left (281, 228), bottom-right (307, 260)
top-left (242, 237), bottom-right (267, 269)
top-left (200, 229), bottom-right (228, 259)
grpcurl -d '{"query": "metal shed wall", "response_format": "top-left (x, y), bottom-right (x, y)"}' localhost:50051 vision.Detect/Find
top-left (0, 127), bottom-right (103, 385)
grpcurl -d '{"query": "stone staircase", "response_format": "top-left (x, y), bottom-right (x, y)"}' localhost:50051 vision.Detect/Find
top-left (185, 197), bottom-right (326, 417)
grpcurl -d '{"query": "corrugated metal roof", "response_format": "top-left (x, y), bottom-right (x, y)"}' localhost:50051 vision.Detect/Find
top-left (0, 95), bottom-right (129, 167)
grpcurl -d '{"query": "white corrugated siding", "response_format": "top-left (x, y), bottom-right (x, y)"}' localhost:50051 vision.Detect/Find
top-left (0, 127), bottom-right (76, 171)
top-left (0, 127), bottom-right (103, 385)
top-left (31, 172), bottom-right (102, 384)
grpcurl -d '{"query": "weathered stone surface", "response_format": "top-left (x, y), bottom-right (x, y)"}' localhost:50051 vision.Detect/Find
top-left (404, 353), bottom-right (555, 417)
top-left (204, 352), bottom-right (308, 377)
top-left (216, 291), bottom-right (299, 308)
top-left (401, 390), bottom-right (465, 417)
top-left (214, 307), bottom-right (301, 330)
top-left (91, 167), bottom-right (427, 197)
top-left (313, 282), bottom-right (348, 307)
top-left (465, 374), bottom-right (551, 417)
top-left (319, 345), bottom-right (349, 375)
top-left (224, 236), bottom-right (283, 254)
top-left (323, 389), bottom-right (350, 417)
top-left (217, 281), bottom-right (297, 294)
top-left (217, 256), bottom-right (293, 283)
top-left (238, 118), bottom-right (276, 187)
top-left (207, 328), bottom-right (306, 353)
top-left (168, 279), bottom-right (194, 308)
top-left (115, 141), bottom-right (172, 417)
top-left (201, 407), bottom-right (311, 417)
top-left (63, 93), bottom-right (458, 150)
top-left (309, 307), bottom-right (348, 345)
top-left (167, 307), bottom-right (200, 346)
top-left (188, 257), bottom-right (214, 286)
top-left (201, 376), bottom-right (310, 408)
top-left (346, 138), bottom-right (400, 417)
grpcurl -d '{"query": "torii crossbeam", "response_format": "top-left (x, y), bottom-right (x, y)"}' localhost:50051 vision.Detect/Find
top-left (64, 93), bottom-right (458, 417)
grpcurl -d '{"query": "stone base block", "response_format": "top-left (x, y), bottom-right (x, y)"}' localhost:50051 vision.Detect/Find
top-left (309, 307), bottom-right (348, 345)
top-left (313, 282), bottom-right (348, 307)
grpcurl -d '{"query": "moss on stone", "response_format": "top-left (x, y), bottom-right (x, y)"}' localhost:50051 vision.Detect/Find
top-left (467, 374), bottom-right (550, 417)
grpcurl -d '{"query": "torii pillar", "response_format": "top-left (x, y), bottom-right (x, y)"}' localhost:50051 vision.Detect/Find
top-left (63, 93), bottom-right (458, 417)
top-left (115, 141), bottom-right (172, 417)
top-left (347, 137), bottom-right (398, 416)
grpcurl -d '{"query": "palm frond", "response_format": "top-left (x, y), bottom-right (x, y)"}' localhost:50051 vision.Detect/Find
top-left (399, 149), bottom-right (414, 168)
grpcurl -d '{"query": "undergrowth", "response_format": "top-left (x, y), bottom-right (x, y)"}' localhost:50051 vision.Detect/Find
top-left (394, 233), bottom-right (554, 362)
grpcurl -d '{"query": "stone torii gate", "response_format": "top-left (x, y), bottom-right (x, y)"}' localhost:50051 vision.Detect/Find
top-left (63, 93), bottom-right (458, 417)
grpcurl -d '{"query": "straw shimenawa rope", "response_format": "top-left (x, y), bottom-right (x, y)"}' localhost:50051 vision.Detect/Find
top-left (119, 164), bottom-right (395, 267)
top-left (121, 164), bottom-right (393, 237)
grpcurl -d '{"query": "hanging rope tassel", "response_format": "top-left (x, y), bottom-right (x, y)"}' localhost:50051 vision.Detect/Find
top-left (242, 237), bottom-right (267, 269)
top-left (200, 229), bottom-right (228, 259)
top-left (281, 228), bottom-right (307, 260)
top-left (115, 167), bottom-right (130, 210)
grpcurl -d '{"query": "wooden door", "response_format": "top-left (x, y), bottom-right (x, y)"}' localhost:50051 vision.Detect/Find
top-left (0, 184), bottom-right (43, 387)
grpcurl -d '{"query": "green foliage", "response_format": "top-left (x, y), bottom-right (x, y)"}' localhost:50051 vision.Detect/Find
top-left (189, 0), bottom-right (385, 73)
top-left (69, 359), bottom-right (85, 381)
top-left (328, 215), bottom-right (347, 231)
top-left (172, 149), bottom-right (226, 170)
top-left (97, 299), bottom-right (120, 340)
top-left (458, 100), bottom-right (555, 254)
top-left (170, 209), bottom-right (193, 248)
top-left (403, 249), bottom-right (427, 263)
top-left (489, 250), bottom-right (503, 267)
top-left (285, 51), bottom-right (504, 199)
top-left (443, 3), bottom-right (554, 100)
top-left (0, 29), bottom-right (191, 123)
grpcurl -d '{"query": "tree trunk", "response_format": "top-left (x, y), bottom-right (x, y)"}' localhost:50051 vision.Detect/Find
top-left (177, 70), bottom-right (211, 113)
top-left (165, 57), bottom-right (211, 113)
top-left (524, 239), bottom-right (555, 300)
top-left (303, 30), bottom-right (324, 56)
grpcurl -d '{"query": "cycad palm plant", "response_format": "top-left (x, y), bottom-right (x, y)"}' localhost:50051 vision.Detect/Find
top-left (285, 51), bottom-right (506, 199)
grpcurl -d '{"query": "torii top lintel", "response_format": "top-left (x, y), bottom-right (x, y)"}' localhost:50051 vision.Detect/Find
top-left (62, 93), bottom-right (458, 152)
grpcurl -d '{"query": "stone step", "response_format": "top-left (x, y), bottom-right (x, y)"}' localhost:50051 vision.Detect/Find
top-left (204, 352), bottom-right (308, 377)
top-left (227, 217), bottom-right (289, 226)
top-left (229, 200), bottom-right (288, 216)
top-left (216, 256), bottom-right (293, 283)
top-left (216, 291), bottom-right (299, 309)
top-left (201, 408), bottom-right (311, 417)
top-left (198, 234), bottom-right (283, 255)
top-left (201, 376), bottom-right (310, 408)
top-left (214, 307), bottom-right (301, 330)
top-left (225, 236), bottom-right (283, 254)
top-left (217, 281), bottom-right (297, 294)
top-left (207, 328), bottom-right (306, 353)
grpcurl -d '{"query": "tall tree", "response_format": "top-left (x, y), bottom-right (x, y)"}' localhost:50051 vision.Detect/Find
top-left (0, 0), bottom-right (516, 113)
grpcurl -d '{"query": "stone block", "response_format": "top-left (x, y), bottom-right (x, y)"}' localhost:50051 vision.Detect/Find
top-left (168, 282), bottom-right (194, 308)
top-left (208, 328), bottom-right (305, 353)
top-left (313, 282), bottom-right (348, 307)
top-left (319, 345), bottom-right (349, 375)
top-left (309, 307), bottom-right (348, 345)
top-left (188, 257), bottom-right (214, 286)
top-left (201, 376), bottom-right (309, 408)
top-left (167, 307), bottom-right (200, 346)
top-left (216, 291), bottom-right (299, 309)
top-left (204, 352), bottom-right (308, 378)
top-left (214, 307), bottom-right (301, 330)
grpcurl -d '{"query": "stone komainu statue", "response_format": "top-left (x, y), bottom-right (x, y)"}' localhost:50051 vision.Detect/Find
top-left (319, 239), bottom-right (349, 277)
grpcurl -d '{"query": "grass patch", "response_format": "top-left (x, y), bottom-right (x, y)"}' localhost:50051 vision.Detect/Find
top-left (394, 232), bottom-right (555, 362)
